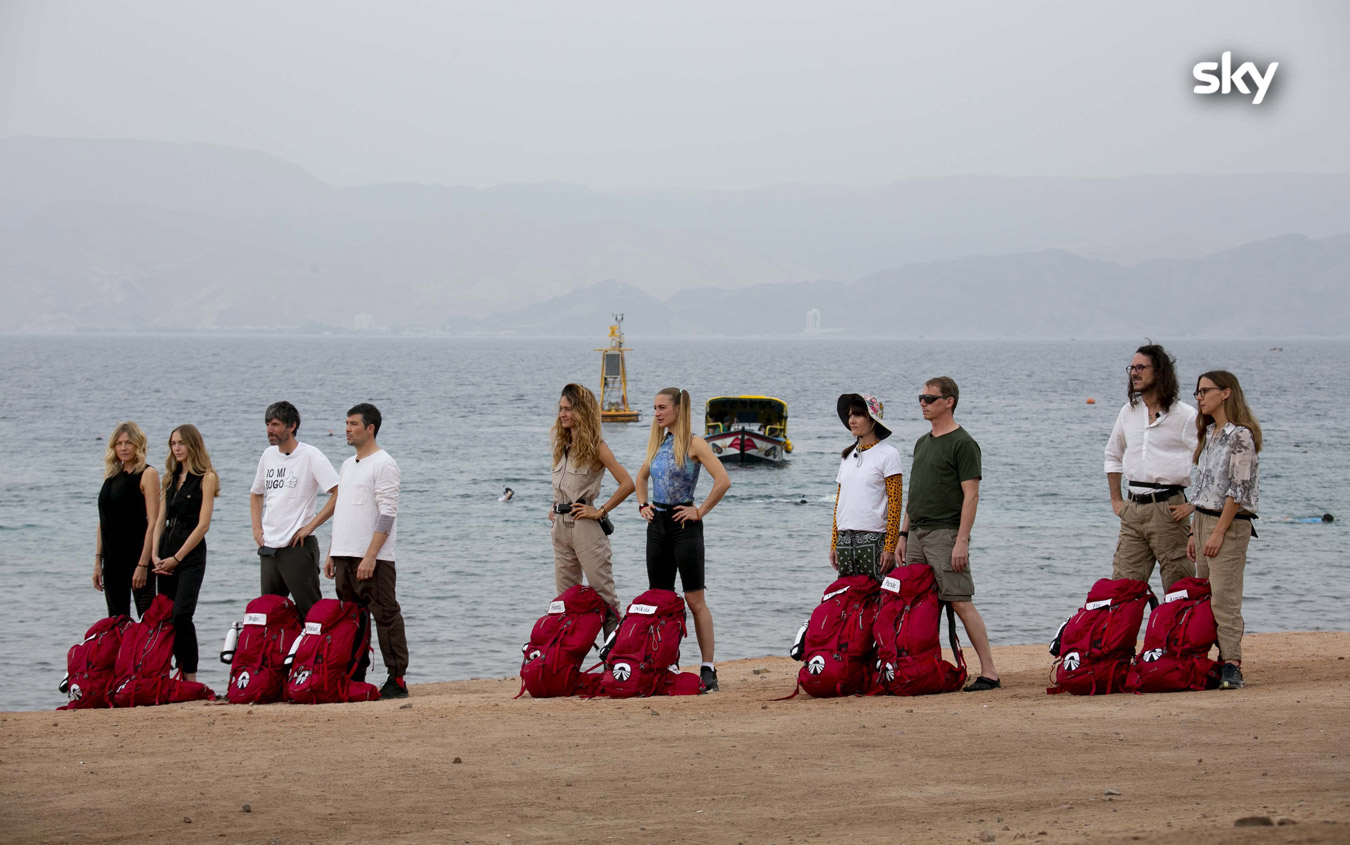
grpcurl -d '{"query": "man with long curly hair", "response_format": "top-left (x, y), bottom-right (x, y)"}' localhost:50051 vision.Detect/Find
top-left (1105, 343), bottom-right (1198, 591)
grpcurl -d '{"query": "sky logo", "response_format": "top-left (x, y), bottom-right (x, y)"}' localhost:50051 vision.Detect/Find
top-left (1193, 52), bottom-right (1278, 105)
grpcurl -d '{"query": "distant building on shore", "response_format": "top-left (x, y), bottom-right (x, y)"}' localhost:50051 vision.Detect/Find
top-left (805, 308), bottom-right (822, 334)
top-left (353, 313), bottom-right (375, 331)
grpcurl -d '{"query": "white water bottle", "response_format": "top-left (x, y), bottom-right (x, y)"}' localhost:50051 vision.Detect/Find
top-left (283, 631), bottom-right (305, 669)
top-left (789, 621), bottom-right (808, 661)
top-left (219, 622), bottom-right (241, 664)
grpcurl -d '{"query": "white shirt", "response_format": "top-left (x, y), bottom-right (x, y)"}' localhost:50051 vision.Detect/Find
top-left (250, 442), bottom-right (341, 548)
top-left (329, 449), bottom-right (401, 561)
top-left (835, 441), bottom-right (905, 533)
top-left (1104, 400), bottom-right (1199, 494)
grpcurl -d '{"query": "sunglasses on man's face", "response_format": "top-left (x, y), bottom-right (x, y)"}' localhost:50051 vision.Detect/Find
top-left (918, 394), bottom-right (945, 405)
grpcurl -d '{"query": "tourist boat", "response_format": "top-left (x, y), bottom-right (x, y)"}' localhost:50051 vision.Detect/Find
top-left (704, 396), bottom-right (792, 463)
top-left (597, 314), bottom-right (640, 423)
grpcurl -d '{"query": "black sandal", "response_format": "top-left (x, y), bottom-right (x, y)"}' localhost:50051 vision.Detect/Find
top-left (963, 676), bottom-right (1001, 692)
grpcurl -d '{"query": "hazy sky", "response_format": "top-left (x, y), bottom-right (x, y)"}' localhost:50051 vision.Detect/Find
top-left (2, 1), bottom-right (1346, 190)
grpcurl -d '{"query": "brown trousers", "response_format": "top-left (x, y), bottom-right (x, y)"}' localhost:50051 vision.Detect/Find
top-left (332, 556), bottom-right (409, 677)
top-left (1111, 494), bottom-right (1195, 591)
top-left (1192, 511), bottom-right (1251, 663)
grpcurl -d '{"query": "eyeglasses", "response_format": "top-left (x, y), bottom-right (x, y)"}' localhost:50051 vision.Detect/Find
top-left (1193, 387), bottom-right (1223, 398)
top-left (918, 394), bottom-right (944, 405)
top-left (1126, 364), bottom-right (1153, 374)
top-left (853, 448), bottom-right (864, 466)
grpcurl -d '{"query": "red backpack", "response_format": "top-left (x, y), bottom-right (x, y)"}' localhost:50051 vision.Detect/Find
top-left (110, 595), bottom-right (216, 707)
top-left (518, 586), bottom-right (608, 698)
top-left (58, 615), bottom-right (131, 710)
top-left (225, 595), bottom-right (304, 705)
top-left (1047, 578), bottom-right (1155, 696)
top-left (601, 589), bottom-right (702, 698)
top-left (789, 574), bottom-right (881, 698)
top-left (869, 565), bottom-right (967, 696)
top-left (1126, 577), bottom-right (1222, 693)
top-left (284, 599), bottom-right (381, 704)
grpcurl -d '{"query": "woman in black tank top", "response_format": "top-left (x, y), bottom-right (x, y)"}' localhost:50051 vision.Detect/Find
top-left (95, 422), bottom-right (160, 618)
top-left (151, 424), bottom-right (219, 682)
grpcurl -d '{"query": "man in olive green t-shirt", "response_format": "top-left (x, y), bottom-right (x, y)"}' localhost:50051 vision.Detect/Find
top-left (895, 377), bottom-right (1001, 691)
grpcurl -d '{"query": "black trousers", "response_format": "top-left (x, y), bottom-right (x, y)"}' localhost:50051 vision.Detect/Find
top-left (260, 536), bottom-right (323, 622)
top-left (156, 546), bottom-right (206, 674)
top-left (102, 553), bottom-right (155, 619)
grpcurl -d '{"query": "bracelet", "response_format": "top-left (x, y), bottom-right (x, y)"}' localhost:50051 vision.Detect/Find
top-left (170, 555), bottom-right (180, 564)
top-left (898, 531), bottom-right (909, 539)
top-left (137, 563), bottom-right (149, 569)
top-left (638, 502), bottom-right (650, 511)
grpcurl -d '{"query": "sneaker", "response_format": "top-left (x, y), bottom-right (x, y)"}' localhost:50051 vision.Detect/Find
top-left (1219, 663), bottom-right (1244, 690)
top-left (700, 666), bottom-right (718, 693)
top-left (380, 675), bottom-right (409, 699)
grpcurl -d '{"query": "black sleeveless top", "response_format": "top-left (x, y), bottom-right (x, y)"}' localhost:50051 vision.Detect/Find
top-left (98, 469), bottom-right (147, 565)
top-left (160, 471), bottom-right (207, 562)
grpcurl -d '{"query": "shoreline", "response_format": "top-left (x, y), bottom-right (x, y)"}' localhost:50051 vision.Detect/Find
top-left (5, 631), bottom-right (1349, 843)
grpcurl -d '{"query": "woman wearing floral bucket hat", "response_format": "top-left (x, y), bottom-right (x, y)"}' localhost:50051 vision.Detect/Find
top-left (830, 393), bottom-right (904, 580)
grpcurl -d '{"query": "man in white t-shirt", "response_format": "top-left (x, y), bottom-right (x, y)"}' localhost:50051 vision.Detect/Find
top-left (249, 401), bottom-right (340, 622)
top-left (324, 402), bottom-right (408, 699)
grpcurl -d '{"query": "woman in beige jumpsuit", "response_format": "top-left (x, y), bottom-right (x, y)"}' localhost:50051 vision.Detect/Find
top-left (549, 384), bottom-right (635, 634)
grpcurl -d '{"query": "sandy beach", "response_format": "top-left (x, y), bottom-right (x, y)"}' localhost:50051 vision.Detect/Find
top-left (3, 631), bottom-right (1348, 844)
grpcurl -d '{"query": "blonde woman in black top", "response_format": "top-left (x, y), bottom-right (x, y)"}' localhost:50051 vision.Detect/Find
top-left (151, 424), bottom-right (219, 683)
top-left (95, 421), bottom-right (160, 618)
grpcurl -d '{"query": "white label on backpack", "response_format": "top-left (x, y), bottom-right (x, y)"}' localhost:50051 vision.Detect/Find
top-left (881, 576), bottom-right (902, 593)
top-left (1085, 599), bottom-right (1113, 611)
top-left (822, 587), bottom-right (849, 601)
top-left (548, 601), bottom-right (567, 614)
top-left (243, 613), bottom-right (268, 627)
top-left (1062, 651), bottom-right (1082, 671)
top-left (1163, 590), bottom-right (1189, 604)
top-left (629, 603), bottom-right (658, 615)
top-left (304, 622), bottom-right (323, 636)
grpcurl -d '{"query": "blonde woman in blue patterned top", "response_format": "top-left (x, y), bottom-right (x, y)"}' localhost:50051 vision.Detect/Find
top-left (1187, 370), bottom-right (1261, 690)
top-left (633, 387), bottom-right (731, 691)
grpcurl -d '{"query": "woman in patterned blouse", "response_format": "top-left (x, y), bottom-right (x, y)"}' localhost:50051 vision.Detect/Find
top-left (1187, 370), bottom-right (1262, 690)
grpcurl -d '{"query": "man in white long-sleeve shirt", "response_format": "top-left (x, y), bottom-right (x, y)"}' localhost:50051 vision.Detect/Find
top-left (1105, 344), bottom-right (1198, 592)
top-left (325, 403), bottom-right (409, 699)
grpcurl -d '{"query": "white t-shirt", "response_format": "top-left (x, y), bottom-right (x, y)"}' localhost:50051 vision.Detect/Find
top-left (329, 449), bottom-right (401, 561)
top-left (835, 441), bottom-right (905, 533)
top-left (250, 442), bottom-right (341, 548)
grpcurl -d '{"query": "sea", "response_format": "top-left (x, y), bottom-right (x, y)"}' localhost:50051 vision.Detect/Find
top-left (1, 335), bottom-right (1346, 712)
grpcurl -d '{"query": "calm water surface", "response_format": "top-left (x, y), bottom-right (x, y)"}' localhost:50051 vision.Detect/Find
top-left (1, 336), bottom-right (1345, 711)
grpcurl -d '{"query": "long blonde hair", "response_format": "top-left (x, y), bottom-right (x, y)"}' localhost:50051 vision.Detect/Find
top-left (163, 424), bottom-right (220, 497)
top-left (1193, 370), bottom-right (1263, 462)
top-left (104, 421), bottom-right (149, 478)
top-left (551, 383), bottom-right (603, 470)
top-left (645, 387), bottom-right (691, 468)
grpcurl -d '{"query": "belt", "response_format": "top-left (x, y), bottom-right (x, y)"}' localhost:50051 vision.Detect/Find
top-left (1194, 505), bottom-right (1259, 538)
top-left (652, 501), bottom-right (693, 512)
top-left (1129, 489), bottom-right (1185, 504)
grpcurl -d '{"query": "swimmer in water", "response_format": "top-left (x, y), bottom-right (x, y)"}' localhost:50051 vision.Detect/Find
top-left (499, 487), bottom-right (514, 502)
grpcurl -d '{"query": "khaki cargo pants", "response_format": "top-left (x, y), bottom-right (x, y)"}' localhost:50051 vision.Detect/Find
top-left (1192, 510), bottom-right (1251, 663)
top-left (1111, 493), bottom-right (1195, 591)
top-left (552, 515), bottom-right (619, 629)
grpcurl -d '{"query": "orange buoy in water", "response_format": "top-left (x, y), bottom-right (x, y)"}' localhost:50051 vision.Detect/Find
top-left (1086, 398), bottom-right (1096, 405)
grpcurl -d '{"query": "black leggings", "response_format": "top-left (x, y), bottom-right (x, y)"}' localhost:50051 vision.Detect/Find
top-left (102, 554), bottom-right (155, 619)
top-left (156, 546), bottom-right (206, 674)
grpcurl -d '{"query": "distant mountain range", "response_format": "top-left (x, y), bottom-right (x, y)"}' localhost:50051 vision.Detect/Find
top-left (464, 234), bottom-right (1350, 338)
top-left (2, 136), bottom-right (1349, 335)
